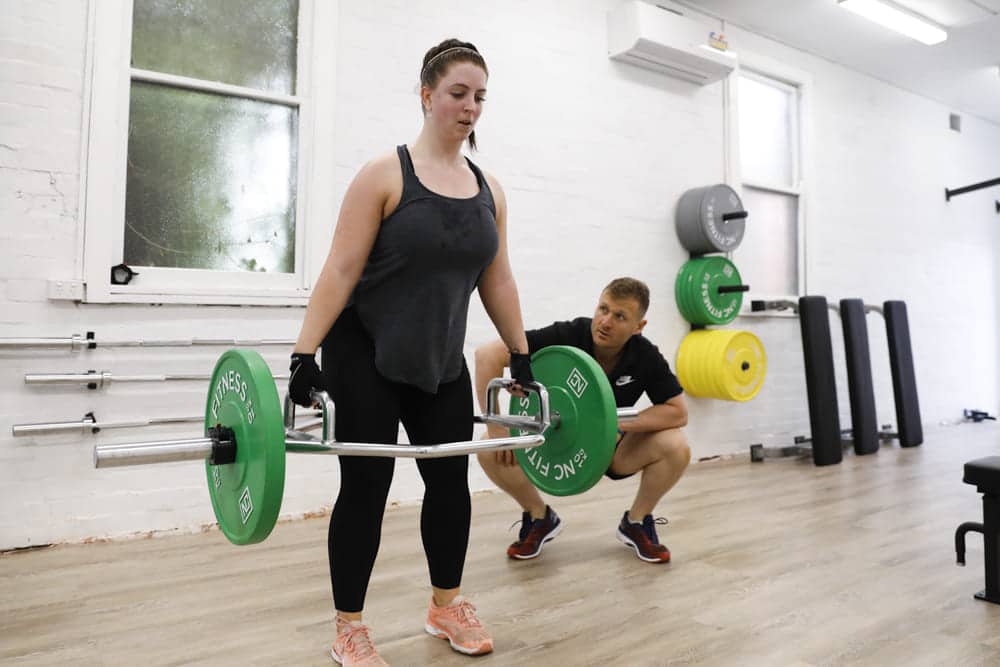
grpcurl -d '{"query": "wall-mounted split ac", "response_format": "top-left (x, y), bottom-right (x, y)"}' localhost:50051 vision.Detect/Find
top-left (607, 1), bottom-right (737, 85)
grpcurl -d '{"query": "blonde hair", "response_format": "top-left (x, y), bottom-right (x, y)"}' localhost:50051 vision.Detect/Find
top-left (603, 277), bottom-right (650, 316)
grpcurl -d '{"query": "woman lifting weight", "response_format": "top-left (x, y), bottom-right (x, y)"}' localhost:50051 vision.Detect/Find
top-left (288, 38), bottom-right (534, 666)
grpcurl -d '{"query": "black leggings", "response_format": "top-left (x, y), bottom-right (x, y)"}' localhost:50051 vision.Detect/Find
top-left (321, 307), bottom-right (473, 613)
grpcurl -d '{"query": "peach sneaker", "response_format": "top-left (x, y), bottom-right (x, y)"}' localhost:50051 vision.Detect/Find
top-left (424, 596), bottom-right (494, 655)
top-left (331, 619), bottom-right (388, 666)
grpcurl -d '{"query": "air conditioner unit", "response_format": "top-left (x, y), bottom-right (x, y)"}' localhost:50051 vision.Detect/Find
top-left (607, 1), bottom-right (737, 85)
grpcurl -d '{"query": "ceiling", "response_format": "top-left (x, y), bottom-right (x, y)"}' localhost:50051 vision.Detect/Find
top-left (673, 0), bottom-right (1000, 125)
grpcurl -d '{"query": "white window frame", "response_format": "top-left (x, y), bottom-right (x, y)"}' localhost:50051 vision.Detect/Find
top-left (79, 0), bottom-right (339, 305)
top-left (724, 52), bottom-right (812, 307)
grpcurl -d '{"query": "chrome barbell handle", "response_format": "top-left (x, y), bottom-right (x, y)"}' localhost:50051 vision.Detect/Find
top-left (94, 428), bottom-right (546, 467)
top-left (97, 379), bottom-right (549, 468)
top-left (483, 378), bottom-right (551, 432)
top-left (283, 390), bottom-right (336, 444)
top-left (283, 433), bottom-right (545, 459)
top-left (616, 407), bottom-right (641, 422)
top-left (93, 379), bottom-right (636, 468)
top-left (483, 377), bottom-right (641, 430)
top-left (95, 438), bottom-right (216, 468)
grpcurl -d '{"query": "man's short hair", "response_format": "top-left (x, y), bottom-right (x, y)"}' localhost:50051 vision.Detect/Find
top-left (603, 277), bottom-right (650, 317)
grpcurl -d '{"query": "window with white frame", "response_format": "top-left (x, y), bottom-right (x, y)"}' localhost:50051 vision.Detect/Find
top-left (82, 0), bottom-right (338, 304)
top-left (733, 68), bottom-right (805, 298)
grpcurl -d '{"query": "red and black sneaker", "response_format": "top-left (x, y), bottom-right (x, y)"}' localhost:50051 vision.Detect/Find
top-left (507, 506), bottom-right (562, 560)
top-left (616, 511), bottom-right (670, 563)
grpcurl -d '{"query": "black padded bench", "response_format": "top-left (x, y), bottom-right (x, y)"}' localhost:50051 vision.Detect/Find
top-left (955, 456), bottom-right (1000, 604)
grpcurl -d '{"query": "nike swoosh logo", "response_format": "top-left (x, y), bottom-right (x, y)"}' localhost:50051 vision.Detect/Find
top-left (615, 376), bottom-right (635, 386)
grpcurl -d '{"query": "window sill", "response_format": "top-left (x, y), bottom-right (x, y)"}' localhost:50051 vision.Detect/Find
top-left (83, 285), bottom-right (311, 307)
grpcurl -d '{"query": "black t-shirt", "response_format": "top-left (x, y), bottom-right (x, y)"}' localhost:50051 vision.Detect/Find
top-left (525, 318), bottom-right (683, 408)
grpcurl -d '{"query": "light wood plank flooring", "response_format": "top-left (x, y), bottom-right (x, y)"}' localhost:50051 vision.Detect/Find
top-left (3, 424), bottom-right (1000, 666)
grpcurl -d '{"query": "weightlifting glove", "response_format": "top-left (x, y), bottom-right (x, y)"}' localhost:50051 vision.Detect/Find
top-left (509, 352), bottom-right (535, 387)
top-left (289, 353), bottom-right (325, 407)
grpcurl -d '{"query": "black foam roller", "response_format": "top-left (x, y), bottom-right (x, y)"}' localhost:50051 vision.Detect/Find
top-left (884, 300), bottom-right (923, 447)
top-left (840, 299), bottom-right (878, 455)
top-left (798, 296), bottom-right (842, 466)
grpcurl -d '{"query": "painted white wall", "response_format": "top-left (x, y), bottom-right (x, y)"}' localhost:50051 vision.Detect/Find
top-left (1, 0), bottom-right (998, 549)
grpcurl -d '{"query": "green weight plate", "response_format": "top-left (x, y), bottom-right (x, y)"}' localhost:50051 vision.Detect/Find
top-left (680, 261), bottom-right (710, 324)
top-left (674, 261), bottom-right (700, 324)
top-left (674, 257), bottom-right (744, 326)
top-left (697, 256), bottom-right (742, 325)
top-left (204, 349), bottom-right (285, 545)
top-left (509, 346), bottom-right (618, 496)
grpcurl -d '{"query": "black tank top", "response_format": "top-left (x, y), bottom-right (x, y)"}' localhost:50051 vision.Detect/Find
top-left (349, 145), bottom-right (499, 393)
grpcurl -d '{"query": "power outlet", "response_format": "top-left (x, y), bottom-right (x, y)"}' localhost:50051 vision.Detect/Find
top-left (47, 279), bottom-right (85, 301)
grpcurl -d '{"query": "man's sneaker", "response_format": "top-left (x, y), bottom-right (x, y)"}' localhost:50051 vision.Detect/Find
top-left (331, 619), bottom-right (388, 666)
top-left (507, 505), bottom-right (562, 559)
top-left (424, 596), bottom-right (494, 655)
top-left (616, 511), bottom-right (670, 563)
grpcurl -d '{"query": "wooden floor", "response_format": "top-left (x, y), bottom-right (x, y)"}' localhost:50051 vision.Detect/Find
top-left (4, 424), bottom-right (1000, 666)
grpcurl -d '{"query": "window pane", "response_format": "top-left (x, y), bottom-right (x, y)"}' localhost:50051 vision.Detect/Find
top-left (131, 0), bottom-right (298, 94)
top-left (734, 187), bottom-right (798, 296)
top-left (738, 75), bottom-right (794, 187)
top-left (124, 81), bottom-right (297, 273)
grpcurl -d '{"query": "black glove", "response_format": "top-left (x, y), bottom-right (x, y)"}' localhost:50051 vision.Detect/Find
top-left (509, 352), bottom-right (535, 387)
top-left (289, 353), bottom-right (325, 407)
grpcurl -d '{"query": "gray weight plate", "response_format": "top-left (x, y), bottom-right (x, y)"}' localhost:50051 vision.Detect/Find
top-left (675, 184), bottom-right (747, 254)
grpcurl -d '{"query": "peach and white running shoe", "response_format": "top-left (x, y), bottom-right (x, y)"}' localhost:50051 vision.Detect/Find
top-left (331, 619), bottom-right (388, 666)
top-left (424, 596), bottom-right (494, 655)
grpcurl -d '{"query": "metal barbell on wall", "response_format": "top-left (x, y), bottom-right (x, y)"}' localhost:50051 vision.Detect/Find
top-left (12, 409), bottom-right (322, 436)
top-left (24, 370), bottom-right (290, 389)
top-left (0, 331), bottom-right (295, 351)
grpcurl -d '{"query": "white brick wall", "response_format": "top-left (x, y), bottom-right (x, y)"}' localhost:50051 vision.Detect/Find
top-left (1, 0), bottom-right (998, 549)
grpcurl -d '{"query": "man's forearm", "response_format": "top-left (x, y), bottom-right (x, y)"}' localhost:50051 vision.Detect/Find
top-left (619, 401), bottom-right (687, 432)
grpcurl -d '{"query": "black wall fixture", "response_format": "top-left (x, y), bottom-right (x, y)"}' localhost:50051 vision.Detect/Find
top-left (945, 177), bottom-right (1000, 202)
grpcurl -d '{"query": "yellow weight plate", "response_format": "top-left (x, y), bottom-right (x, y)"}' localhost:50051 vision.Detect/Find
top-left (676, 330), bottom-right (766, 401)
